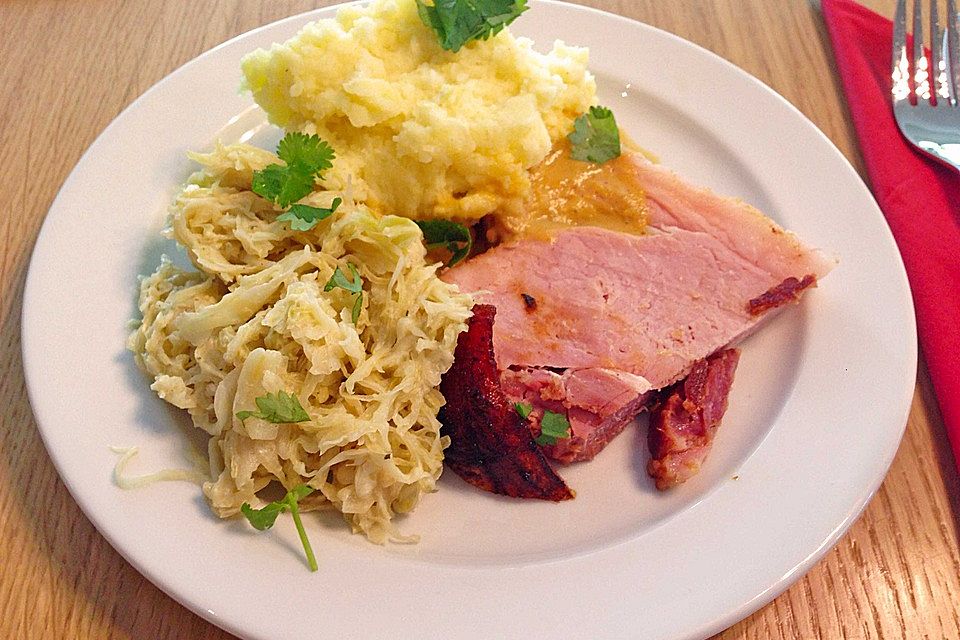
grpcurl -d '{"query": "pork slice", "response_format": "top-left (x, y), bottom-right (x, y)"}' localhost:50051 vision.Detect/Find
top-left (501, 367), bottom-right (653, 463)
top-left (441, 151), bottom-right (833, 466)
top-left (647, 348), bottom-right (740, 489)
top-left (634, 156), bottom-right (836, 281)
top-left (443, 224), bottom-right (811, 390)
top-left (445, 153), bottom-right (832, 378)
top-left (438, 304), bottom-right (574, 501)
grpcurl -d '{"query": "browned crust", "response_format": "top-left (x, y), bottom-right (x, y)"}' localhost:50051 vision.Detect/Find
top-left (748, 274), bottom-right (817, 316)
top-left (439, 305), bottom-right (574, 501)
top-left (647, 349), bottom-right (740, 490)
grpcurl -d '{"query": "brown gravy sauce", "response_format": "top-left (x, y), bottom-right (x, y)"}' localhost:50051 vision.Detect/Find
top-left (495, 139), bottom-right (649, 242)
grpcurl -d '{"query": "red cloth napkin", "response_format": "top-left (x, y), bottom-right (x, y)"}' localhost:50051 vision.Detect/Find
top-left (821, 0), bottom-right (960, 468)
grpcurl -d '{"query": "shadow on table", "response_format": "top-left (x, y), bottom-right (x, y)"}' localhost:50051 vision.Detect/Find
top-left (917, 359), bottom-right (960, 533)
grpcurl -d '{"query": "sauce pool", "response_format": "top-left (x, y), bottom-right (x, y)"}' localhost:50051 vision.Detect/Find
top-left (497, 140), bottom-right (650, 241)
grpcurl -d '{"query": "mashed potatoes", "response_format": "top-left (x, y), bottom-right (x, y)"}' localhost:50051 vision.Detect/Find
top-left (241, 0), bottom-right (595, 221)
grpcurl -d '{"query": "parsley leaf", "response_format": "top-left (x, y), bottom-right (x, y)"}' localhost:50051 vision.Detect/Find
top-left (240, 500), bottom-right (287, 530)
top-left (241, 485), bottom-right (318, 572)
top-left (277, 132), bottom-right (335, 174)
top-left (351, 294), bottom-right (363, 325)
top-left (416, 0), bottom-right (528, 52)
top-left (514, 402), bottom-right (533, 419)
top-left (252, 132), bottom-right (336, 210)
top-left (235, 391), bottom-right (310, 424)
top-left (535, 410), bottom-right (571, 446)
top-left (325, 263), bottom-right (362, 294)
top-left (324, 263), bottom-right (364, 324)
top-left (276, 198), bottom-right (342, 232)
top-left (415, 219), bottom-right (473, 267)
top-left (252, 164), bottom-right (315, 209)
top-left (568, 106), bottom-right (621, 164)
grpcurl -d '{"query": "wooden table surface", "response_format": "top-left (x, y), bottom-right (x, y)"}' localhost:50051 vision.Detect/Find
top-left (2, 0), bottom-right (958, 638)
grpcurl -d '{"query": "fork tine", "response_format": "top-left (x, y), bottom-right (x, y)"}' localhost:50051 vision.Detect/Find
top-left (937, 5), bottom-right (954, 103)
top-left (913, 0), bottom-right (932, 102)
top-left (893, 0), bottom-right (910, 102)
top-left (930, 0), bottom-right (944, 101)
top-left (891, 2), bottom-right (960, 171)
top-left (949, 0), bottom-right (960, 105)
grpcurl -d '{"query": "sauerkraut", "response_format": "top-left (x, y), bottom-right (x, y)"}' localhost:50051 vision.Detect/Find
top-left (129, 143), bottom-right (473, 543)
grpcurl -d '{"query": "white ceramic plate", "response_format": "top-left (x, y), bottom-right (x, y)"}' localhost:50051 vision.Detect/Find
top-left (22, 2), bottom-right (916, 639)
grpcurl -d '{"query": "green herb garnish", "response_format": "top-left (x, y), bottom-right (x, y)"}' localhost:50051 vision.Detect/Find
top-left (535, 410), bottom-right (571, 446)
top-left (252, 164), bottom-right (314, 209)
top-left (514, 402), bottom-right (533, 419)
top-left (568, 106), bottom-right (621, 164)
top-left (241, 485), bottom-right (318, 572)
top-left (252, 132), bottom-right (336, 230)
top-left (415, 219), bottom-right (473, 267)
top-left (416, 0), bottom-right (528, 53)
top-left (276, 198), bottom-right (342, 232)
top-left (235, 391), bottom-right (310, 424)
top-left (324, 263), bottom-right (364, 324)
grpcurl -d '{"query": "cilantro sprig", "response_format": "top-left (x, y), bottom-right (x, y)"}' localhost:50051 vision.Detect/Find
top-left (515, 403), bottom-right (570, 446)
top-left (535, 410), bottom-right (571, 446)
top-left (416, 0), bottom-right (528, 52)
top-left (252, 132), bottom-right (337, 231)
top-left (415, 219), bottom-right (473, 267)
top-left (241, 485), bottom-right (318, 572)
top-left (236, 391), bottom-right (310, 424)
top-left (277, 198), bottom-right (342, 232)
top-left (325, 263), bottom-right (364, 324)
top-left (568, 106), bottom-right (621, 164)
top-left (514, 402), bottom-right (533, 419)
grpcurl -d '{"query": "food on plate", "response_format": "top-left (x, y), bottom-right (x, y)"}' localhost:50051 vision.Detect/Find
top-left (129, 140), bottom-right (473, 545)
top-left (438, 304), bottom-right (573, 500)
top-left (240, 0), bottom-right (594, 224)
top-left (647, 349), bottom-right (741, 490)
top-left (414, 0), bottom-right (529, 52)
top-left (241, 484), bottom-right (319, 571)
top-left (128, 0), bottom-right (835, 558)
top-left (441, 152), bottom-right (835, 471)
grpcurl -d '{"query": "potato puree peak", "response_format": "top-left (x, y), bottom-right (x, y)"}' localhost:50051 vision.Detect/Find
top-left (241, 0), bottom-right (596, 222)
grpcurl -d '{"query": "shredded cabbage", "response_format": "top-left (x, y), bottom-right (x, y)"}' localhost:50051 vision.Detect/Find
top-left (129, 143), bottom-right (473, 542)
top-left (110, 446), bottom-right (206, 489)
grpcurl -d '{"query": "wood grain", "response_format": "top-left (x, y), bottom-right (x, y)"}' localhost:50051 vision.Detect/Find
top-left (1, 1), bottom-right (957, 638)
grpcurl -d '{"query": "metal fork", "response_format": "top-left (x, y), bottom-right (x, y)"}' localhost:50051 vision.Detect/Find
top-left (892, 0), bottom-right (960, 171)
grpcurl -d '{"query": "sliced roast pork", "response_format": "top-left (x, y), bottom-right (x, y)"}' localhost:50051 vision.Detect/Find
top-left (438, 304), bottom-right (574, 501)
top-left (648, 348), bottom-right (741, 489)
top-left (442, 152), bottom-right (834, 475)
top-left (501, 367), bottom-right (652, 463)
